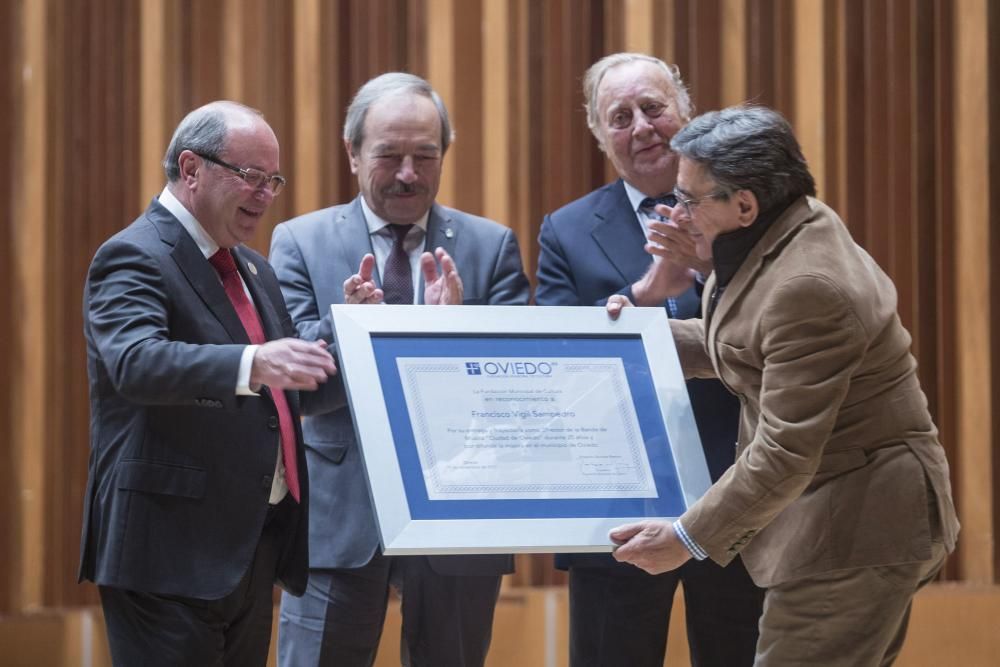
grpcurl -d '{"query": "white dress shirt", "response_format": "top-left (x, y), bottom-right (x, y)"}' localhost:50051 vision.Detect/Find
top-left (159, 185), bottom-right (288, 504)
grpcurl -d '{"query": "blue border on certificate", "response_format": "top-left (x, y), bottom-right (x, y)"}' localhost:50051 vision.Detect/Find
top-left (371, 335), bottom-right (685, 519)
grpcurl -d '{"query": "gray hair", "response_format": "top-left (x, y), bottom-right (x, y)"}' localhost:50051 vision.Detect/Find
top-left (343, 72), bottom-right (454, 153)
top-left (162, 101), bottom-right (263, 181)
top-left (583, 53), bottom-right (693, 142)
top-left (670, 105), bottom-right (816, 211)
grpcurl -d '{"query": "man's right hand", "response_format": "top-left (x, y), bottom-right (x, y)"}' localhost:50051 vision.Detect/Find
top-left (251, 339), bottom-right (337, 390)
top-left (630, 203), bottom-right (700, 306)
top-left (630, 256), bottom-right (695, 306)
top-left (647, 203), bottom-right (713, 276)
top-left (343, 254), bottom-right (384, 304)
top-left (607, 294), bottom-right (634, 320)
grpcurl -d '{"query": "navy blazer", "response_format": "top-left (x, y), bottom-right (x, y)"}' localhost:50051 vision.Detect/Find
top-left (79, 198), bottom-right (309, 598)
top-left (537, 180), bottom-right (740, 567)
top-left (270, 198), bottom-right (530, 574)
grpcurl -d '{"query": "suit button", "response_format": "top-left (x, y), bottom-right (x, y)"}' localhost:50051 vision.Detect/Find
top-left (267, 416), bottom-right (279, 430)
top-left (261, 475), bottom-right (272, 490)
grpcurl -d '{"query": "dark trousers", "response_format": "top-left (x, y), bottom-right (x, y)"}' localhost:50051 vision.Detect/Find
top-left (569, 556), bottom-right (764, 667)
top-left (278, 552), bottom-right (503, 667)
top-left (99, 501), bottom-right (290, 667)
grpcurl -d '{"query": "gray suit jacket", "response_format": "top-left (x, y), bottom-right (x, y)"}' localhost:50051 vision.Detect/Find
top-left (270, 197), bottom-right (530, 573)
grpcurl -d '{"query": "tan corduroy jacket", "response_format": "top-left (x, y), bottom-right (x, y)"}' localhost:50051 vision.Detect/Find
top-left (671, 196), bottom-right (959, 588)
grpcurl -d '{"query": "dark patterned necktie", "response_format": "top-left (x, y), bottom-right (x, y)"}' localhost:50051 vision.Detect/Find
top-left (382, 224), bottom-right (415, 305)
top-left (208, 248), bottom-right (300, 502)
top-left (639, 193), bottom-right (677, 220)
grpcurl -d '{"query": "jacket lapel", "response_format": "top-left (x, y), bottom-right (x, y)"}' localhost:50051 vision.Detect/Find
top-left (233, 246), bottom-right (299, 415)
top-left (233, 246), bottom-right (281, 341)
top-left (705, 197), bottom-right (814, 358)
top-left (421, 204), bottom-right (459, 304)
top-left (232, 246), bottom-right (303, 416)
top-left (151, 200), bottom-right (250, 345)
top-left (590, 180), bottom-right (651, 284)
top-left (334, 197), bottom-right (380, 286)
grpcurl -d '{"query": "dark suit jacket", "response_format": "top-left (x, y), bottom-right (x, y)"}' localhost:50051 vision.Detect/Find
top-left (670, 196), bottom-right (960, 587)
top-left (79, 198), bottom-right (309, 599)
top-left (270, 197), bottom-right (530, 574)
top-left (536, 179), bottom-right (740, 568)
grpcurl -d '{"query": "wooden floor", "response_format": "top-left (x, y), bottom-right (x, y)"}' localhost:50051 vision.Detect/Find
top-left (1, 582), bottom-right (997, 666)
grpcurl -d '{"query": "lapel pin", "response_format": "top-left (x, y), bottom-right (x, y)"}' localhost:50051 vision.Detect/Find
top-left (247, 261), bottom-right (258, 276)
top-left (444, 228), bottom-right (454, 239)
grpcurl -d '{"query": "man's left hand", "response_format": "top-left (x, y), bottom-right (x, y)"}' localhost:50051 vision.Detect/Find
top-left (609, 520), bottom-right (692, 575)
top-left (422, 247), bottom-right (464, 305)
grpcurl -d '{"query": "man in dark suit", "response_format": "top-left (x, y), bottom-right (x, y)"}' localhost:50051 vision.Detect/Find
top-left (536, 54), bottom-right (764, 667)
top-left (270, 73), bottom-right (530, 667)
top-left (80, 101), bottom-right (337, 667)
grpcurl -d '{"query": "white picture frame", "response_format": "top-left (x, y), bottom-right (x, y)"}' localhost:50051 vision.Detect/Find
top-left (330, 304), bottom-right (710, 555)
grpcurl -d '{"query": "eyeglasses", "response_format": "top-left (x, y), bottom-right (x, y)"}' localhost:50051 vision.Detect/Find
top-left (194, 152), bottom-right (286, 195)
top-left (672, 187), bottom-right (730, 217)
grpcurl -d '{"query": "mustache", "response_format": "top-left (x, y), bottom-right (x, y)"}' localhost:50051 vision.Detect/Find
top-left (384, 182), bottom-right (429, 196)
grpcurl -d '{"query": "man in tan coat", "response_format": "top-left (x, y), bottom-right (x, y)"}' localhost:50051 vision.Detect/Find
top-left (607, 105), bottom-right (959, 666)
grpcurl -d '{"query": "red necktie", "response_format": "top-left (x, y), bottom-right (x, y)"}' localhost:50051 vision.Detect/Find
top-left (209, 248), bottom-right (300, 502)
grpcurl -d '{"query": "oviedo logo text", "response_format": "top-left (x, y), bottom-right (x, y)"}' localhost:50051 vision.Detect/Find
top-left (464, 360), bottom-right (555, 377)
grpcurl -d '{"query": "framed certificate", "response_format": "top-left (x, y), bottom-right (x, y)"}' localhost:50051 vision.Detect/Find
top-left (330, 304), bottom-right (711, 555)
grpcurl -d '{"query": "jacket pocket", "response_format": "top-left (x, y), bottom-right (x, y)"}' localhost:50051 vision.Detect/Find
top-left (309, 439), bottom-right (349, 465)
top-left (117, 459), bottom-right (207, 499)
top-left (810, 447), bottom-right (868, 487)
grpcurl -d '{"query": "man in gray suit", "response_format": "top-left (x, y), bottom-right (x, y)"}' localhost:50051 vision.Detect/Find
top-left (270, 73), bottom-right (530, 667)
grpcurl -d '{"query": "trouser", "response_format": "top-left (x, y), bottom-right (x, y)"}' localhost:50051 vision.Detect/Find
top-left (568, 555), bottom-right (764, 667)
top-left (756, 540), bottom-right (948, 666)
top-left (278, 552), bottom-right (503, 667)
top-left (100, 499), bottom-right (292, 667)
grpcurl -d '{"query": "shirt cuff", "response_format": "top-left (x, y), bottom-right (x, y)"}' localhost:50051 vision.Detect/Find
top-left (236, 345), bottom-right (260, 396)
top-left (673, 520), bottom-right (708, 561)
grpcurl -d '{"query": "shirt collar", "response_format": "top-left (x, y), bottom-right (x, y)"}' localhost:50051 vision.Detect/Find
top-left (359, 195), bottom-right (430, 237)
top-left (159, 185), bottom-right (220, 259)
top-left (622, 180), bottom-right (673, 214)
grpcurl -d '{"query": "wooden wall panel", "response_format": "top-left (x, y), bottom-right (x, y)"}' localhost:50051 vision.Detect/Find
top-left (482, 0), bottom-right (515, 234)
top-left (932, 0), bottom-right (960, 581)
top-left (292, 0), bottom-right (323, 216)
top-left (720, 0), bottom-right (747, 106)
top-left (539, 0), bottom-right (589, 216)
top-left (991, 0), bottom-right (1000, 584)
top-left (954, 0), bottom-right (993, 583)
top-left (792, 0), bottom-right (824, 193)
top-left (3, 0), bottom-right (997, 614)
top-left (863, 1), bottom-right (890, 261)
top-left (12, 0), bottom-right (50, 613)
top-left (0, 0), bottom-right (21, 615)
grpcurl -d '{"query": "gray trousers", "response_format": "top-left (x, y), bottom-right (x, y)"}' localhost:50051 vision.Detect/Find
top-left (278, 552), bottom-right (502, 667)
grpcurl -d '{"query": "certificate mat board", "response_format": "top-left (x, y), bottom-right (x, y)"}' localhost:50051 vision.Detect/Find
top-left (330, 305), bottom-right (711, 555)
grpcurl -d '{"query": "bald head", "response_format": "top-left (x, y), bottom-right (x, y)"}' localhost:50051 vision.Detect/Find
top-left (162, 101), bottom-right (266, 182)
